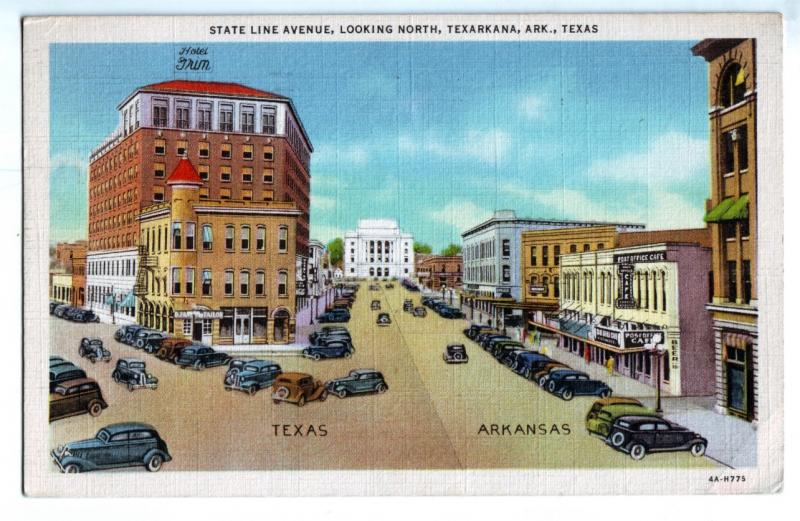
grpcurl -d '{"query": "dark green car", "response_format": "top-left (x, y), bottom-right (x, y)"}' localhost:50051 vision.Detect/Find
top-left (585, 403), bottom-right (660, 439)
top-left (326, 369), bottom-right (388, 398)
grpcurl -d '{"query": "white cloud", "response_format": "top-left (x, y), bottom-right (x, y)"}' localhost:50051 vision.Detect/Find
top-left (587, 131), bottom-right (708, 184)
top-left (519, 94), bottom-right (546, 120)
top-left (50, 151), bottom-right (88, 171)
top-left (310, 195), bottom-right (336, 211)
top-left (399, 129), bottom-right (510, 164)
top-left (428, 200), bottom-right (493, 233)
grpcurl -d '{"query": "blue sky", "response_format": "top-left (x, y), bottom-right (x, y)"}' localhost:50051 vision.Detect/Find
top-left (50, 41), bottom-right (710, 250)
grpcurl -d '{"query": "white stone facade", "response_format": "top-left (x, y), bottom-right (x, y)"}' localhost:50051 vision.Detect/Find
top-left (344, 220), bottom-right (414, 279)
top-left (85, 248), bottom-right (138, 324)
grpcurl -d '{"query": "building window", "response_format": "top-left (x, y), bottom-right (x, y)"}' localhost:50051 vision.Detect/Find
top-left (240, 270), bottom-right (249, 295)
top-left (722, 221), bottom-right (737, 240)
top-left (185, 268), bottom-right (194, 294)
top-left (242, 167), bottom-right (253, 183)
top-left (542, 276), bottom-right (550, 297)
top-left (740, 218), bottom-right (750, 239)
top-left (242, 144), bottom-right (253, 161)
top-left (263, 168), bottom-right (274, 183)
top-left (219, 104), bottom-right (233, 132)
top-left (198, 142), bottom-right (209, 158)
top-left (220, 166), bottom-right (231, 182)
top-left (153, 186), bottom-right (165, 202)
top-left (583, 244), bottom-right (590, 252)
top-left (182, 320), bottom-right (191, 335)
top-left (722, 131), bottom-right (736, 174)
top-left (502, 265), bottom-right (510, 282)
top-left (255, 271), bottom-right (265, 295)
top-left (198, 165), bottom-right (209, 181)
top-left (184, 222), bottom-right (195, 250)
top-left (502, 239), bottom-right (510, 257)
top-left (597, 243), bottom-right (605, 250)
top-left (202, 224), bottom-right (213, 250)
top-left (530, 246), bottom-right (537, 266)
top-left (719, 63), bottom-right (746, 108)
top-left (278, 271), bottom-right (288, 296)
top-left (241, 226), bottom-right (250, 251)
top-left (652, 271), bottom-right (659, 311)
top-left (554, 276), bottom-right (560, 298)
top-left (262, 190), bottom-right (274, 201)
top-left (542, 245), bottom-right (549, 266)
top-left (172, 222), bottom-right (182, 249)
top-left (225, 225), bottom-right (234, 250)
top-left (262, 107), bottom-right (276, 134)
top-left (153, 101), bottom-right (167, 127)
top-left (224, 270), bottom-right (234, 296)
top-left (241, 106), bottom-right (255, 133)
top-left (202, 270), bottom-right (212, 296)
top-left (176, 101), bottom-right (190, 129)
top-left (263, 145), bottom-right (274, 161)
top-left (554, 245), bottom-right (560, 265)
top-left (220, 143), bottom-right (231, 159)
top-left (220, 188), bottom-right (231, 200)
top-left (727, 261), bottom-right (737, 302)
top-left (742, 260), bottom-right (752, 303)
top-left (176, 140), bottom-right (188, 156)
top-left (154, 138), bottom-right (166, 155)
top-left (570, 244), bottom-right (577, 253)
top-left (278, 226), bottom-right (288, 252)
top-left (172, 267), bottom-right (181, 294)
top-left (198, 102), bottom-right (211, 130)
top-left (736, 125), bottom-right (748, 171)
top-left (242, 189), bottom-right (252, 201)
top-left (661, 271), bottom-right (667, 312)
top-left (154, 162), bottom-right (165, 178)
top-left (199, 187), bottom-right (209, 199)
top-left (256, 226), bottom-right (265, 251)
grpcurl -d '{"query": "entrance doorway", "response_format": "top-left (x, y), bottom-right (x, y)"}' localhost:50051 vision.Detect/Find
top-left (273, 309), bottom-right (290, 343)
top-left (234, 316), bottom-right (250, 344)
top-left (192, 322), bottom-right (203, 342)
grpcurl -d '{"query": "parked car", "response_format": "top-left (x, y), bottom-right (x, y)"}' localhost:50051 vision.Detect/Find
top-left (154, 338), bottom-right (194, 363)
top-left (326, 369), bottom-right (388, 398)
top-left (478, 333), bottom-right (508, 349)
top-left (318, 308), bottom-right (351, 323)
top-left (49, 355), bottom-right (67, 366)
top-left (176, 346), bottom-right (231, 370)
top-left (443, 343), bottom-right (469, 363)
top-left (78, 337), bottom-right (111, 363)
top-left (308, 327), bottom-right (351, 345)
top-left (371, 299), bottom-right (381, 310)
top-left (606, 416), bottom-right (708, 461)
top-left (50, 363), bottom-right (87, 392)
top-left (271, 372), bottom-right (328, 406)
top-left (403, 299), bottom-right (414, 312)
top-left (53, 305), bottom-right (69, 318)
top-left (412, 306), bottom-right (427, 317)
top-left (114, 324), bottom-right (139, 342)
top-left (111, 358), bottom-right (158, 391)
top-left (49, 302), bottom-right (59, 314)
top-left (506, 350), bottom-right (548, 374)
top-left (51, 422), bottom-right (172, 473)
top-left (586, 403), bottom-right (661, 440)
top-left (485, 337), bottom-right (518, 354)
top-left (224, 359), bottom-right (283, 395)
top-left (585, 397), bottom-right (644, 421)
top-left (133, 330), bottom-right (168, 350)
top-left (73, 309), bottom-right (100, 323)
top-left (490, 341), bottom-right (526, 361)
top-left (64, 308), bottom-right (82, 321)
top-left (544, 369), bottom-right (612, 400)
top-left (376, 312), bottom-right (391, 326)
top-left (302, 340), bottom-right (354, 360)
top-left (121, 325), bottom-right (147, 345)
top-left (534, 362), bottom-right (572, 386)
top-left (332, 297), bottom-right (353, 309)
top-left (463, 324), bottom-right (495, 340)
top-left (439, 307), bottom-right (464, 319)
top-left (49, 377), bottom-right (107, 422)
top-left (369, 284), bottom-right (380, 291)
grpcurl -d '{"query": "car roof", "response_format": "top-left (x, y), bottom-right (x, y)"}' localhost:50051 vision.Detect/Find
top-left (616, 415), bottom-right (670, 425)
top-left (594, 397), bottom-right (642, 407)
top-left (244, 360), bottom-right (277, 368)
top-left (102, 422), bottom-right (157, 434)
top-left (120, 357), bottom-right (145, 364)
top-left (552, 368), bottom-right (584, 376)
top-left (57, 377), bottom-right (97, 388)
top-left (278, 372), bottom-right (313, 380)
top-left (351, 369), bottom-right (377, 375)
top-left (51, 363), bottom-right (82, 375)
top-left (602, 404), bottom-right (657, 415)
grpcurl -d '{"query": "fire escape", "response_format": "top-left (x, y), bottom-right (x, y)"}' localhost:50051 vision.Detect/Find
top-left (133, 244), bottom-right (158, 296)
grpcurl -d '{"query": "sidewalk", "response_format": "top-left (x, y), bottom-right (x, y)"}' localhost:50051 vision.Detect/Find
top-left (523, 334), bottom-right (758, 468)
top-left (214, 343), bottom-right (305, 356)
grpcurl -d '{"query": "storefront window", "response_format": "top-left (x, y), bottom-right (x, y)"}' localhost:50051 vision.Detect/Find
top-left (220, 309), bottom-right (234, 338)
top-left (253, 308), bottom-right (267, 338)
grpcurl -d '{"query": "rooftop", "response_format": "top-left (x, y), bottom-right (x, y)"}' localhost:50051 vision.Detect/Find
top-left (132, 80), bottom-right (288, 102)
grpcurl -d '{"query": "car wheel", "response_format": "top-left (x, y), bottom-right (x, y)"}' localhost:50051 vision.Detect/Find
top-left (112, 372), bottom-right (120, 383)
top-left (319, 390), bottom-right (328, 402)
top-left (87, 400), bottom-right (103, 417)
top-left (156, 348), bottom-right (167, 359)
top-left (297, 395), bottom-right (306, 407)
top-left (610, 432), bottom-right (626, 447)
top-left (344, 351), bottom-right (352, 359)
top-left (313, 353), bottom-right (321, 361)
top-left (224, 387), bottom-right (232, 392)
top-left (78, 347), bottom-right (85, 357)
top-left (145, 454), bottom-right (164, 472)
top-left (274, 386), bottom-right (290, 400)
top-left (599, 389), bottom-right (611, 399)
top-left (561, 389), bottom-right (574, 401)
top-left (136, 340), bottom-right (145, 349)
top-left (630, 444), bottom-right (647, 461)
top-left (337, 388), bottom-right (348, 399)
top-left (127, 383), bottom-right (134, 392)
top-left (547, 380), bottom-right (556, 393)
top-left (524, 369), bottom-right (531, 380)
top-left (89, 356), bottom-right (96, 364)
top-left (194, 360), bottom-right (205, 370)
top-left (690, 442), bottom-right (707, 457)
top-left (376, 383), bottom-right (387, 394)
top-left (248, 386), bottom-right (258, 396)
top-left (63, 463), bottom-right (81, 474)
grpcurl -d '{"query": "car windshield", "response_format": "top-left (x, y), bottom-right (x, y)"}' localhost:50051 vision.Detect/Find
top-left (130, 362), bottom-right (145, 369)
top-left (53, 385), bottom-right (68, 395)
top-left (96, 429), bottom-right (110, 443)
top-left (450, 345), bottom-right (464, 351)
top-left (244, 365), bottom-right (261, 372)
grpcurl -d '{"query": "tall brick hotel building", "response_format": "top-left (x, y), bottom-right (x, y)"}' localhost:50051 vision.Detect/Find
top-left (85, 80), bottom-right (313, 325)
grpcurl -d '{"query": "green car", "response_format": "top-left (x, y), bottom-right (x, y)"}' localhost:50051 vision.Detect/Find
top-left (585, 403), bottom-right (661, 439)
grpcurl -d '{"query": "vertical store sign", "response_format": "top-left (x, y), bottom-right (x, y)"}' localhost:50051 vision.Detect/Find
top-left (616, 263), bottom-right (635, 309)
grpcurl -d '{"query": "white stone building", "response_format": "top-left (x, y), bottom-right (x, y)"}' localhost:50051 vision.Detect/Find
top-left (85, 248), bottom-right (138, 324)
top-left (344, 220), bottom-right (414, 279)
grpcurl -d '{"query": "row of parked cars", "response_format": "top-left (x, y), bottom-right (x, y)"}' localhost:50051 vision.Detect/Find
top-left (50, 302), bottom-right (99, 323)
top-left (114, 324), bottom-right (232, 370)
top-left (421, 296), bottom-right (464, 319)
top-left (459, 323), bottom-right (709, 461)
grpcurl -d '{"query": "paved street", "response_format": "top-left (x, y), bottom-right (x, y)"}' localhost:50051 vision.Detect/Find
top-left (49, 282), bottom-right (717, 471)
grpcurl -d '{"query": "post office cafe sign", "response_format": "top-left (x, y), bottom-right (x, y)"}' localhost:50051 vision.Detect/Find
top-left (594, 325), bottom-right (664, 349)
top-left (614, 250), bottom-right (668, 310)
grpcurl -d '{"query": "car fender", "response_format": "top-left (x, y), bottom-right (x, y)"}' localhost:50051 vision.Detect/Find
top-left (58, 455), bottom-right (99, 472)
top-left (143, 447), bottom-right (172, 464)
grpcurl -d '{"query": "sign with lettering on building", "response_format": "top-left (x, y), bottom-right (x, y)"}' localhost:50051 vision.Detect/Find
top-left (615, 263), bottom-right (636, 308)
top-left (624, 329), bottom-right (664, 348)
top-left (594, 325), bottom-right (622, 347)
top-left (528, 284), bottom-right (546, 294)
top-left (614, 251), bottom-right (668, 264)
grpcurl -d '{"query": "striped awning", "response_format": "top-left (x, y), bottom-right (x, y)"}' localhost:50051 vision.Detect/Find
top-left (723, 332), bottom-right (753, 348)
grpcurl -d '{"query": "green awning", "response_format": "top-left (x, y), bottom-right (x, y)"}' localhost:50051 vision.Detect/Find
top-left (704, 197), bottom-right (735, 223)
top-left (720, 194), bottom-right (749, 221)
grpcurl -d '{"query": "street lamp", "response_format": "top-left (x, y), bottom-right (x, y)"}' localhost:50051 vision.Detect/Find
top-left (645, 333), bottom-right (666, 414)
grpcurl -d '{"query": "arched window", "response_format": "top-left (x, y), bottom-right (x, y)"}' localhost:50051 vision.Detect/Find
top-left (599, 273), bottom-right (605, 304)
top-left (644, 272), bottom-right (650, 310)
top-left (661, 270), bottom-right (667, 312)
top-left (278, 226), bottom-right (288, 252)
top-left (652, 270), bottom-right (659, 311)
top-left (719, 62), bottom-right (746, 108)
top-left (554, 276), bottom-right (560, 298)
top-left (542, 276), bottom-right (549, 297)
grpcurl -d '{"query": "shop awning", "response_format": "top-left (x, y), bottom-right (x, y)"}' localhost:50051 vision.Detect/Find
top-left (704, 195), bottom-right (749, 222)
top-left (119, 292), bottom-right (135, 308)
top-left (704, 197), bottom-right (735, 223)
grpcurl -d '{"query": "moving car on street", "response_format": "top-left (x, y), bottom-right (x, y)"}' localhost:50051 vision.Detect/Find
top-left (271, 372), bottom-right (328, 406)
top-left (176, 346), bottom-right (231, 370)
top-left (309, 326), bottom-right (351, 345)
top-left (302, 339), bottom-right (354, 360)
top-left (326, 369), bottom-right (388, 398)
top-left (78, 337), bottom-right (111, 363)
top-left (413, 306), bottom-right (427, 318)
top-left (51, 422), bottom-right (172, 473)
top-left (443, 343), bottom-right (469, 363)
top-left (111, 358), bottom-right (159, 391)
top-left (376, 312), bottom-right (392, 326)
top-left (224, 359), bottom-right (283, 395)
top-left (544, 369), bottom-right (612, 400)
top-left (49, 377), bottom-right (108, 422)
top-left (403, 299), bottom-right (414, 312)
top-left (606, 416), bottom-right (708, 461)
top-left (317, 308), bottom-right (351, 323)
top-left (371, 299), bottom-right (381, 310)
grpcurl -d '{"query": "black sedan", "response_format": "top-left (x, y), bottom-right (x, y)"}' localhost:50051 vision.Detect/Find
top-left (607, 416), bottom-right (708, 461)
top-left (544, 369), bottom-right (612, 400)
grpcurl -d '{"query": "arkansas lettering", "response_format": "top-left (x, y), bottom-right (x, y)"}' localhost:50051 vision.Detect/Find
top-left (478, 423), bottom-right (571, 436)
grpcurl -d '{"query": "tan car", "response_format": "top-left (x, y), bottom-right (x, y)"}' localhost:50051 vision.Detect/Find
top-left (534, 362), bottom-right (571, 387)
top-left (154, 338), bottom-right (194, 363)
top-left (271, 372), bottom-right (328, 407)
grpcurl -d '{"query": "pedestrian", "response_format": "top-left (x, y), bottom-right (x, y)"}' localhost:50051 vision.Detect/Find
top-left (606, 355), bottom-right (615, 376)
top-left (584, 345), bottom-right (591, 364)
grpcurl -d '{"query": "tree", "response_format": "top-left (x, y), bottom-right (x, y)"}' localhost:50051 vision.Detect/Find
top-left (413, 242), bottom-right (432, 254)
top-left (327, 237), bottom-right (344, 267)
top-left (441, 243), bottom-right (462, 256)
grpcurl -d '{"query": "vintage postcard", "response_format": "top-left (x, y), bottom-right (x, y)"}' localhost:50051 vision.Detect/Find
top-left (22, 13), bottom-right (783, 496)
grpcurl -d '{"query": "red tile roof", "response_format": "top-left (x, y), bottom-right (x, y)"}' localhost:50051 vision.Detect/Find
top-left (167, 158), bottom-right (203, 186)
top-left (141, 80), bottom-right (287, 99)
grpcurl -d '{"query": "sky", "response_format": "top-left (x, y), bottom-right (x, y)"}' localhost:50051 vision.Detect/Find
top-left (50, 41), bottom-right (710, 250)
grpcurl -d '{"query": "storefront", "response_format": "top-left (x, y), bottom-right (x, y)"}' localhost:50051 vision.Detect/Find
top-left (719, 329), bottom-right (756, 420)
